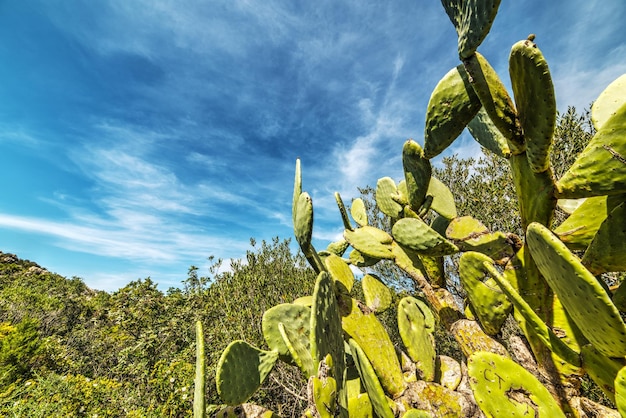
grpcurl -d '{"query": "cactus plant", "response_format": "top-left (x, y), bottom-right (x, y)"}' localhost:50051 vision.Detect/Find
top-left (211, 1), bottom-right (626, 416)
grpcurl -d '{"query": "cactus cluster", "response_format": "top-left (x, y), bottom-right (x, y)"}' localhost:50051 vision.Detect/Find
top-left (200, 0), bottom-right (626, 416)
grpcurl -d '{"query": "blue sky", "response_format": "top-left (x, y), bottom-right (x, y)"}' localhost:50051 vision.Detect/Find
top-left (0, 1), bottom-right (624, 291)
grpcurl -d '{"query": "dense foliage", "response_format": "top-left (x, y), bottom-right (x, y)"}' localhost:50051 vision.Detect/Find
top-left (0, 238), bottom-right (316, 416)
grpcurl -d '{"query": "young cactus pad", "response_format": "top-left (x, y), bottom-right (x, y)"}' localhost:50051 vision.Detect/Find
top-left (468, 351), bottom-right (566, 418)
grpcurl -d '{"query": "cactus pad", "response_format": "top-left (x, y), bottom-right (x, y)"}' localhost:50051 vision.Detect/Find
top-left (294, 192), bottom-right (314, 251)
top-left (310, 272), bottom-right (346, 409)
top-left (262, 303), bottom-right (311, 364)
top-left (527, 222), bottom-right (626, 357)
top-left (553, 195), bottom-right (614, 251)
top-left (344, 226), bottom-right (395, 260)
top-left (581, 344), bottom-right (626, 403)
top-left (458, 252), bottom-right (512, 335)
top-left (467, 107), bottom-right (513, 158)
top-left (426, 176), bottom-right (458, 220)
top-left (279, 323), bottom-right (315, 377)
top-left (398, 296), bottom-right (437, 381)
top-left (342, 295), bottom-right (406, 397)
top-left (392, 217), bottom-right (459, 256)
top-left (468, 351), bottom-right (566, 417)
top-left (441, 0), bottom-right (501, 59)
top-left (557, 102), bottom-right (626, 198)
top-left (509, 38), bottom-right (556, 173)
top-left (325, 253), bottom-right (355, 293)
top-left (463, 52), bottom-right (521, 148)
top-left (615, 365), bottom-right (626, 416)
top-left (581, 201), bottom-right (626, 275)
top-left (362, 274), bottom-right (392, 313)
top-left (592, 73), bottom-right (626, 131)
top-left (194, 321), bottom-right (205, 418)
top-left (376, 177), bottom-right (404, 218)
top-left (216, 340), bottom-right (279, 405)
top-left (348, 339), bottom-right (395, 418)
top-left (403, 140), bottom-right (432, 210)
top-left (350, 198), bottom-right (368, 227)
top-left (424, 65), bottom-right (481, 158)
top-left (510, 154), bottom-right (556, 228)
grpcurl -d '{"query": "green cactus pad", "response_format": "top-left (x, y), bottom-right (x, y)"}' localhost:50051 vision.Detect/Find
top-left (194, 321), bottom-right (205, 418)
top-left (262, 303), bottom-right (311, 364)
top-left (557, 102), bottom-right (626, 198)
top-left (582, 201), bottom-right (626, 275)
top-left (592, 73), bottom-right (626, 131)
top-left (527, 222), bottom-right (626, 357)
top-left (348, 249), bottom-right (380, 267)
top-left (447, 217), bottom-right (515, 263)
top-left (426, 176), bottom-right (458, 220)
top-left (312, 373), bottom-right (338, 418)
top-left (335, 192), bottom-right (354, 231)
top-left (441, 0), bottom-right (501, 59)
top-left (402, 410), bottom-right (431, 418)
top-left (581, 344), bottom-right (626, 403)
top-left (344, 226), bottom-right (395, 260)
top-left (446, 216), bottom-right (488, 239)
top-left (310, 272), bottom-right (346, 410)
top-left (458, 252), bottom-right (512, 335)
top-left (278, 323), bottom-right (315, 378)
top-left (341, 295), bottom-right (406, 397)
top-left (392, 217), bottom-right (459, 257)
top-left (467, 107), bottom-right (514, 158)
top-left (362, 274), bottom-right (392, 313)
top-left (553, 195), bottom-right (616, 251)
top-left (376, 177), bottom-right (404, 219)
top-left (326, 239), bottom-right (350, 257)
top-left (214, 404), bottom-right (277, 418)
top-left (510, 154), bottom-right (556, 228)
top-left (509, 38), bottom-right (556, 173)
top-left (424, 65), bottom-right (481, 158)
top-left (293, 159), bottom-right (302, 225)
top-left (483, 261), bottom-right (581, 367)
top-left (294, 192), bottom-right (314, 251)
top-left (398, 381), bottom-right (467, 416)
top-left (468, 351), bottom-right (566, 418)
top-left (398, 296), bottom-right (437, 381)
top-left (293, 295), bottom-right (313, 307)
top-left (216, 340), bottom-right (279, 405)
top-left (463, 52), bottom-right (522, 149)
top-left (324, 253), bottom-right (355, 293)
top-left (430, 214), bottom-right (451, 237)
top-left (348, 339), bottom-right (395, 418)
top-left (391, 241), bottom-right (443, 287)
top-left (614, 281), bottom-right (626, 313)
top-left (403, 140), bottom-right (432, 210)
top-left (615, 365), bottom-right (626, 416)
top-left (350, 198), bottom-right (368, 227)
top-left (347, 393), bottom-right (373, 418)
